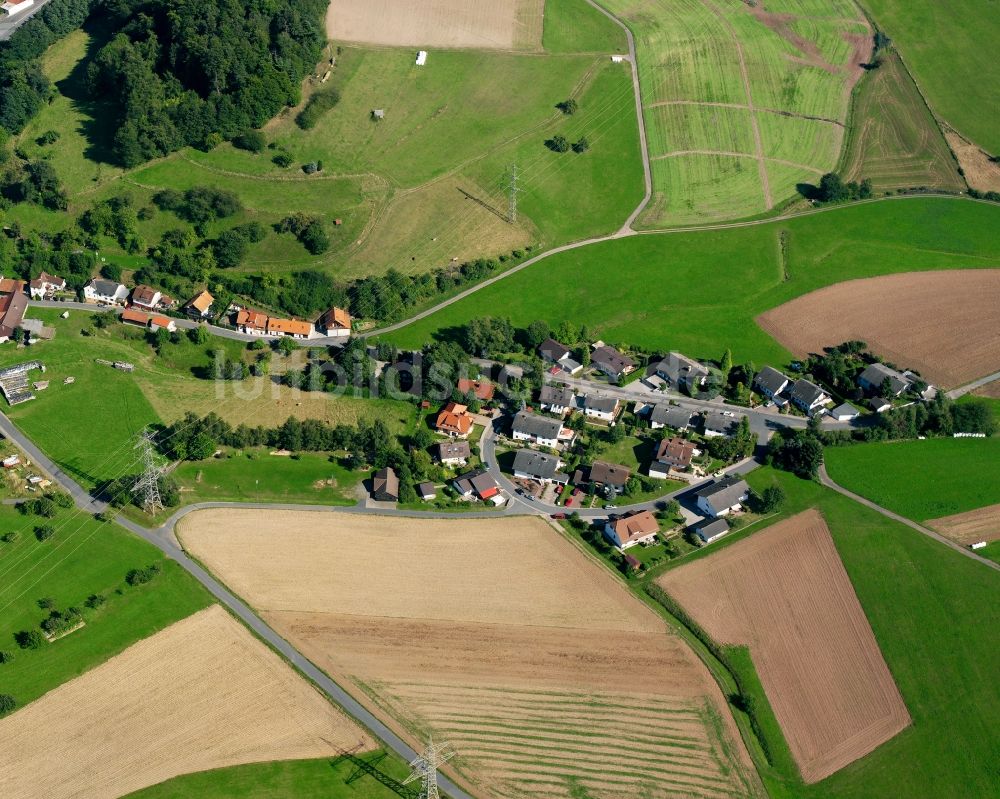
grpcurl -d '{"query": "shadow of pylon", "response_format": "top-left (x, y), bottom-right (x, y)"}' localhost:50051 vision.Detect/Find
top-left (457, 187), bottom-right (512, 224)
top-left (331, 743), bottom-right (420, 798)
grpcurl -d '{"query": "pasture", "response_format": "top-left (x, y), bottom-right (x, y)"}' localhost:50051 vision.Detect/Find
top-left (0, 606), bottom-right (370, 799)
top-left (179, 510), bottom-right (765, 799)
top-left (659, 509), bottom-right (909, 783)
top-left (385, 198), bottom-right (1000, 365)
top-left (839, 51), bottom-right (964, 192)
top-left (756, 269), bottom-right (1000, 387)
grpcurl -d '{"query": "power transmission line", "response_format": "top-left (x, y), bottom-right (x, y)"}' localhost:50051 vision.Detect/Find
top-left (402, 739), bottom-right (456, 799)
top-left (133, 428), bottom-right (164, 514)
top-left (505, 162), bottom-right (523, 224)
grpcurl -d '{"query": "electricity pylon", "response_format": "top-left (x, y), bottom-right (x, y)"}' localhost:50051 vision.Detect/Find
top-left (133, 428), bottom-right (164, 514)
top-left (505, 162), bottom-right (523, 223)
top-left (402, 739), bottom-right (455, 799)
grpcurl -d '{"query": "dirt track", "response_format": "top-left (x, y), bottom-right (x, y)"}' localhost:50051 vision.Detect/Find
top-left (757, 270), bottom-right (1000, 387)
top-left (658, 509), bottom-right (910, 783)
top-left (0, 606), bottom-right (370, 799)
top-left (928, 503), bottom-right (1000, 544)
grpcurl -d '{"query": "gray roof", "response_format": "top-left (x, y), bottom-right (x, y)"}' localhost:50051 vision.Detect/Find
top-left (754, 366), bottom-right (789, 396)
top-left (653, 352), bottom-right (709, 386)
top-left (650, 404), bottom-right (695, 429)
top-left (88, 278), bottom-right (125, 296)
top-left (453, 468), bottom-right (497, 496)
top-left (859, 363), bottom-right (910, 395)
top-left (591, 345), bottom-right (635, 375)
top-left (693, 517), bottom-right (730, 542)
top-left (790, 378), bottom-right (827, 407)
top-left (695, 476), bottom-right (749, 511)
top-left (583, 394), bottom-right (619, 414)
top-left (588, 460), bottom-right (631, 488)
top-left (513, 448), bottom-right (561, 480)
top-left (830, 402), bottom-right (859, 418)
top-left (539, 338), bottom-right (571, 362)
top-left (417, 481), bottom-right (436, 497)
top-left (436, 440), bottom-right (471, 460)
top-left (539, 385), bottom-right (575, 406)
top-left (703, 410), bottom-right (736, 435)
top-left (512, 410), bottom-right (563, 440)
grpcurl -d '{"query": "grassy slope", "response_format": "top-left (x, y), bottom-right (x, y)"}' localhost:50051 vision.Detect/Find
top-left (861, 0), bottom-right (1000, 153)
top-left (740, 468), bottom-right (1000, 798)
top-left (0, 504), bottom-right (211, 709)
top-left (387, 197), bottom-right (1000, 363)
top-left (543, 0), bottom-right (628, 54)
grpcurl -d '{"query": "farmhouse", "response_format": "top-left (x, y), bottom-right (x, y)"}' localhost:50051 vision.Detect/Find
top-left (266, 317), bottom-right (313, 339)
top-left (591, 345), bottom-right (635, 380)
top-left (435, 402), bottom-right (473, 438)
top-left (452, 469), bottom-right (501, 503)
top-left (703, 410), bottom-right (737, 438)
top-left (829, 402), bottom-right (860, 421)
top-left (83, 278), bottom-right (129, 306)
top-left (583, 394), bottom-right (620, 422)
top-left (371, 467), bottom-right (399, 502)
top-left (457, 378), bottom-right (495, 402)
top-left (604, 510), bottom-right (659, 550)
top-left (28, 272), bottom-right (66, 300)
top-left (649, 437), bottom-right (696, 478)
top-left (512, 449), bottom-right (568, 485)
top-left (692, 517), bottom-right (730, 545)
top-left (235, 309), bottom-right (269, 336)
top-left (650, 404), bottom-right (695, 431)
top-left (538, 338), bottom-right (582, 375)
top-left (511, 410), bottom-right (568, 448)
top-left (316, 306), bottom-right (352, 338)
top-left (858, 363), bottom-right (911, 397)
top-left (539, 385), bottom-right (575, 414)
top-left (435, 439), bottom-right (471, 466)
top-left (789, 378), bottom-right (831, 415)
top-left (587, 460), bottom-right (631, 492)
top-left (653, 352), bottom-right (709, 393)
top-left (695, 476), bottom-right (750, 518)
top-left (130, 284), bottom-right (163, 310)
top-left (754, 366), bottom-right (789, 403)
top-left (0, 291), bottom-right (28, 342)
top-left (184, 290), bottom-right (214, 319)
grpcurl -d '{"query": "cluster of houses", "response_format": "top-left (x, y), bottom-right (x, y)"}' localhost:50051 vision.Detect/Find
top-left (233, 305), bottom-right (352, 340)
top-left (539, 337), bottom-right (639, 382)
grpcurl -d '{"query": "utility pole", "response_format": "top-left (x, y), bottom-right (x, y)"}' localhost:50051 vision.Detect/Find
top-left (133, 428), bottom-right (164, 514)
top-left (505, 162), bottom-right (522, 224)
top-left (402, 739), bottom-right (455, 799)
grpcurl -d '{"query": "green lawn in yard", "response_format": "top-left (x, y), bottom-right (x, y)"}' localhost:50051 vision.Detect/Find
top-left (0, 504), bottom-right (211, 711)
top-left (387, 197), bottom-right (1000, 364)
top-left (824, 437), bottom-right (1000, 521)
top-left (124, 753), bottom-right (412, 799)
top-left (543, 0), bottom-right (629, 54)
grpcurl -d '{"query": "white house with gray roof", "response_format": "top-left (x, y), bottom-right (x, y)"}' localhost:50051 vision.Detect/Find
top-left (653, 352), bottom-right (709, 394)
top-left (591, 345), bottom-right (635, 381)
top-left (83, 278), bottom-right (129, 306)
top-left (511, 410), bottom-right (569, 448)
top-left (858, 363), bottom-right (911, 397)
top-left (754, 366), bottom-right (789, 403)
top-left (789, 378), bottom-right (831, 415)
top-left (582, 394), bottom-right (620, 422)
top-left (649, 404), bottom-right (695, 431)
top-left (539, 385), bottom-right (575, 415)
top-left (512, 449), bottom-right (569, 484)
top-left (695, 476), bottom-right (750, 518)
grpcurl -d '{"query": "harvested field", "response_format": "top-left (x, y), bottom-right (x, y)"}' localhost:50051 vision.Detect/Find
top-left (180, 510), bottom-right (765, 799)
top-left (658, 509), bottom-right (910, 783)
top-left (945, 131), bottom-right (1000, 193)
top-left (928, 503), bottom-right (1000, 545)
top-left (757, 269), bottom-right (1000, 387)
top-left (0, 605), bottom-right (370, 799)
top-left (326, 0), bottom-right (544, 51)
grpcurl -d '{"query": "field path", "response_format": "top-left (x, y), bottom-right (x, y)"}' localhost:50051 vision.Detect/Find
top-left (646, 98), bottom-right (845, 128)
top-left (652, 149), bottom-right (824, 175)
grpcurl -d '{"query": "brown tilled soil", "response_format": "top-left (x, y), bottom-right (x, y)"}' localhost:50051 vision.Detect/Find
top-left (326, 0), bottom-right (544, 50)
top-left (179, 510), bottom-right (765, 799)
top-left (928, 503), bottom-right (1000, 545)
top-left (757, 270), bottom-right (1000, 387)
top-left (946, 131), bottom-right (1000, 193)
top-left (0, 606), bottom-right (370, 799)
top-left (658, 509), bottom-right (910, 783)
top-left (975, 378), bottom-right (1000, 398)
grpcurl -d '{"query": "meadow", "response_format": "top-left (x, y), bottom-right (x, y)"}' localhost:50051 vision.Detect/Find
top-left (861, 0), bottom-right (1000, 153)
top-left (386, 197), bottom-right (1000, 365)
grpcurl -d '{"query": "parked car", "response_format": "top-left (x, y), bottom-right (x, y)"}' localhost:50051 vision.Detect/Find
top-left (603, 503), bottom-right (617, 509)
top-left (551, 513), bottom-right (566, 520)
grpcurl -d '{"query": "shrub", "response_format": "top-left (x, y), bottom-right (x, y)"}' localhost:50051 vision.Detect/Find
top-left (84, 593), bottom-right (105, 609)
top-left (296, 88), bottom-right (341, 130)
top-left (272, 152), bottom-right (293, 168)
top-left (302, 161), bottom-right (319, 174)
top-left (545, 134), bottom-right (570, 153)
top-left (571, 137), bottom-right (590, 154)
top-left (0, 650), bottom-right (13, 664)
top-left (34, 524), bottom-right (55, 542)
top-left (15, 629), bottom-right (44, 649)
top-left (0, 694), bottom-right (15, 717)
top-left (233, 129), bottom-right (266, 153)
top-left (1, 531), bottom-right (19, 544)
top-left (126, 563), bottom-right (161, 586)
top-left (36, 130), bottom-right (60, 145)
top-left (37, 596), bottom-right (55, 610)
top-left (51, 492), bottom-right (73, 509)
top-left (556, 98), bottom-right (578, 115)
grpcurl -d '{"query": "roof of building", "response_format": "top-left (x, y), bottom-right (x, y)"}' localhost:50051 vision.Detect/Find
top-left (755, 365), bottom-right (789, 396)
top-left (693, 517), bottom-right (730, 541)
top-left (373, 467), bottom-right (399, 498)
top-left (695, 476), bottom-right (749, 511)
top-left (583, 394), bottom-right (619, 414)
top-left (236, 309), bottom-right (269, 330)
top-left (656, 436), bottom-right (696, 467)
top-left (318, 306), bottom-right (352, 330)
top-left (606, 510), bottom-right (658, 544)
top-left (436, 439), bottom-right (471, 460)
top-left (0, 291), bottom-right (28, 338)
top-left (790, 378), bottom-right (827, 407)
top-left (417, 481), bottom-right (436, 498)
top-left (86, 278), bottom-right (126, 297)
top-left (512, 410), bottom-right (563, 440)
top-left (267, 317), bottom-right (312, 336)
top-left (830, 402), bottom-right (859, 418)
top-left (649, 404), bottom-right (695, 429)
top-left (454, 468), bottom-right (498, 498)
top-left (654, 352), bottom-right (709, 385)
top-left (869, 396), bottom-right (891, 411)
top-left (591, 345), bottom-right (635, 375)
top-left (589, 460), bottom-right (631, 488)
top-left (0, 278), bottom-right (26, 295)
top-left (149, 315), bottom-right (173, 329)
top-left (186, 290), bottom-right (214, 313)
top-left (539, 338), bottom-right (571, 362)
top-left (436, 402), bottom-right (473, 435)
top-left (457, 378), bottom-right (495, 401)
top-left (859, 362), bottom-right (910, 395)
top-left (512, 448), bottom-right (562, 480)
top-left (539, 385), bottom-right (575, 406)
top-left (131, 284), bottom-right (160, 306)
top-left (703, 410), bottom-right (737, 435)
top-left (30, 271), bottom-right (64, 289)
top-left (121, 308), bottom-right (150, 326)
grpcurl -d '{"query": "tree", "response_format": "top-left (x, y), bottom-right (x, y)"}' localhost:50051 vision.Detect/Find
top-left (187, 432), bottom-right (216, 460)
top-left (34, 524), bottom-right (55, 541)
top-left (0, 650), bottom-right (12, 664)
top-left (188, 324), bottom-right (209, 345)
top-left (126, 563), bottom-right (161, 586)
top-left (524, 319), bottom-right (551, 349)
top-left (0, 694), bottom-right (15, 717)
top-left (233, 129), bottom-right (266, 152)
top-left (720, 349), bottom-right (733, 382)
top-left (545, 134), bottom-right (570, 153)
top-left (15, 629), bottom-right (43, 649)
top-left (767, 431), bottom-right (823, 479)
top-left (755, 484), bottom-right (786, 513)
top-left (277, 335), bottom-right (297, 356)
top-left (556, 99), bottom-right (578, 115)
top-left (571, 137), bottom-right (589, 154)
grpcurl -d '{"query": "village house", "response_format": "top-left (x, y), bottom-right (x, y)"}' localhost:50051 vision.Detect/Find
top-left (695, 476), bottom-right (750, 518)
top-left (266, 317), bottom-right (313, 339)
top-left (869, 397), bottom-right (892, 413)
top-left (371, 467), bottom-right (399, 502)
top-left (858, 362), bottom-right (912, 397)
top-left (83, 278), bottom-right (129, 306)
top-left (0, 278), bottom-right (26, 296)
top-left (130, 284), bottom-right (162, 311)
top-left (511, 410), bottom-right (569, 448)
top-left (538, 338), bottom-right (583, 375)
top-left (149, 315), bottom-right (177, 333)
top-left (28, 272), bottom-right (66, 300)
top-left (512, 449), bottom-right (569, 485)
top-left (436, 402), bottom-right (473, 438)
top-left (539, 385), bottom-right (575, 415)
top-left (653, 352), bottom-right (709, 393)
top-left (692, 517), bottom-right (730, 545)
top-left (703, 410), bottom-right (737, 438)
top-left (121, 308), bottom-right (151, 328)
top-left (582, 394), bottom-right (620, 422)
top-left (591, 344), bottom-right (635, 381)
top-left (829, 402), bottom-right (860, 422)
top-left (789, 378), bottom-right (831, 415)
top-left (417, 481), bottom-right (437, 501)
top-left (452, 469), bottom-right (501, 503)
top-left (235, 308), bottom-right (269, 336)
top-left (0, 291), bottom-right (28, 343)
top-left (648, 437), bottom-right (696, 479)
top-left (649, 403), bottom-right (695, 431)
top-left (583, 460), bottom-right (631, 493)
top-left (603, 510), bottom-right (659, 550)
top-left (184, 290), bottom-right (215, 319)
top-left (457, 378), bottom-right (495, 402)
top-left (316, 306), bottom-right (352, 339)
top-left (754, 366), bottom-right (790, 404)
top-left (1, 0), bottom-right (35, 17)
top-left (435, 439), bottom-right (471, 466)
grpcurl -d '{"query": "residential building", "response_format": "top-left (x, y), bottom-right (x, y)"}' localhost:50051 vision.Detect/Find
top-left (789, 378), bottom-right (831, 415)
top-left (591, 345), bottom-right (635, 380)
top-left (869, 397), bottom-right (892, 413)
top-left (235, 308), bottom-right (269, 335)
top-left (858, 362), bottom-right (911, 397)
top-left (588, 460), bottom-right (631, 491)
top-left (435, 439), bottom-right (471, 466)
top-left (603, 510), bottom-right (659, 550)
top-left (582, 394), bottom-right (620, 422)
top-left (457, 378), bottom-right (495, 402)
top-left (436, 402), bottom-right (473, 438)
top-left (184, 290), bottom-right (215, 319)
top-left (0, 291), bottom-right (28, 342)
top-left (28, 272), bottom-right (65, 300)
top-left (121, 308), bottom-right (150, 328)
top-left (149, 315), bottom-right (176, 333)
top-left (512, 449), bottom-right (569, 484)
top-left (83, 278), bottom-right (129, 306)
top-left (539, 385), bottom-right (575, 415)
top-left (511, 410), bottom-right (567, 448)
top-left (417, 481), bottom-right (437, 501)
top-left (130, 284), bottom-right (162, 310)
top-left (538, 338), bottom-right (583, 375)
top-left (266, 317), bottom-right (313, 338)
top-left (316, 306), bottom-right (352, 338)
top-left (649, 404), bottom-right (695, 431)
top-left (692, 517), bottom-right (730, 545)
top-left (1, 0), bottom-right (35, 16)
top-left (754, 366), bottom-right (789, 402)
top-left (829, 402), bottom-right (859, 422)
top-left (371, 467), bottom-right (399, 502)
top-left (651, 437), bottom-right (695, 473)
top-left (452, 469), bottom-right (500, 502)
top-left (703, 410), bottom-right (737, 438)
top-left (653, 352), bottom-right (709, 393)
top-left (0, 278), bottom-right (25, 296)
top-left (695, 476), bottom-right (750, 518)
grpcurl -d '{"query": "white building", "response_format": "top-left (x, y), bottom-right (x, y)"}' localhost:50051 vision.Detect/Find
top-left (511, 411), bottom-right (567, 449)
top-left (83, 278), bottom-right (129, 306)
top-left (694, 476), bottom-right (750, 518)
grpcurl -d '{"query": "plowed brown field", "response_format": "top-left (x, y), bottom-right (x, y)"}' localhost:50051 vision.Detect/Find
top-left (179, 510), bottom-right (765, 799)
top-left (928, 503), bottom-right (1000, 544)
top-left (326, 0), bottom-right (544, 51)
top-left (0, 605), bottom-right (370, 799)
top-left (757, 270), bottom-right (1000, 387)
top-left (658, 509), bottom-right (910, 783)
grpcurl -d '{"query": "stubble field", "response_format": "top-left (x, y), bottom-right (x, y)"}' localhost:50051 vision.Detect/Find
top-left (927, 504), bottom-right (1000, 546)
top-left (179, 510), bottom-right (765, 799)
top-left (658, 509), bottom-right (910, 784)
top-left (756, 269), bottom-right (1000, 387)
top-left (0, 605), bottom-right (370, 799)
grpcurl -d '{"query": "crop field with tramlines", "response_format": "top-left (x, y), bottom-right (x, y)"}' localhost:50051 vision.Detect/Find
top-left (600, 0), bottom-right (869, 225)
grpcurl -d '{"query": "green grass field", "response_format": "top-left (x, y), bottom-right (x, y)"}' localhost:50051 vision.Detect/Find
top-left (0, 503), bottom-right (211, 711)
top-left (839, 51), bottom-right (964, 192)
top-left (861, 0), bottom-right (1000, 153)
top-left (543, 0), bottom-right (628, 54)
top-left (386, 197), bottom-right (1000, 365)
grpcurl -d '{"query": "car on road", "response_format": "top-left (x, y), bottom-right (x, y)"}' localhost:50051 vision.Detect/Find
top-left (551, 513), bottom-right (566, 520)
top-left (603, 503), bottom-right (617, 509)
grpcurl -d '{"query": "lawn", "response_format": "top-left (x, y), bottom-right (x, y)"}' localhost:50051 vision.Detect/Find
top-left (861, 0), bottom-right (1000, 153)
top-left (824, 437), bottom-right (1000, 521)
top-left (543, 0), bottom-right (628, 54)
top-left (124, 753), bottom-right (413, 799)
top-left (386, 197), bottom-right (1000, 365)
top-left (838, 51), bottom-right (965, 192)
top-left (0, 503), bottom-right (211, 712)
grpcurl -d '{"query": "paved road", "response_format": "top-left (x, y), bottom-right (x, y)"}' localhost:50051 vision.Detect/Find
top-left (947, 370), bottom-right (1000, 399)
